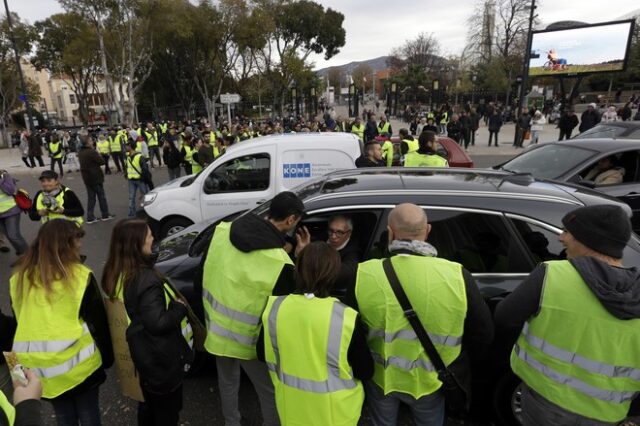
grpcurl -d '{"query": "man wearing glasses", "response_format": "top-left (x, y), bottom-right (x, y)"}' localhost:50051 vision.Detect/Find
top-left (327, 215), bottom-right (361, 294)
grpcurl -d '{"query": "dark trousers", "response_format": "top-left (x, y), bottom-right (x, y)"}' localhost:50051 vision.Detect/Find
top-left (29, 155), bottom-right (44, 167)
top-left (558, 129), bottom-right (573, 140)
top-left (148, 146), bottom-right (162, 167)
top-left (168, 167), bottom-right (181, 181)
top-left (51, 157), bottom-right (64, 176)
top-left (21, 156), bottom-right (31, 168)
top-left (0, 213), bottom-right (28, 255)
top-left (86, 183), bottom-right (110, 221)
top-left (138, 385), bottom-right (182, 426)
top-left (488, 131), bottom-right (499, 146)
top-left (100, 154), bottom-right (111, 174)
top-left (183, 163), bottom-right (192, 176)
top-left (462, 129), bottom-right (471, 149)
top-left (50, 386), bottom-right (101, 426)
top-left (470, 129), bottom-right (476, 146)
top-left (111, 152), bottom-right (124, 172)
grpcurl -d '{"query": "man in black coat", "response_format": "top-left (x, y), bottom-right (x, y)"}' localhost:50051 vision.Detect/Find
top-left (355, 141), bottom-right (385, 168)
top-left (78, 135), bottom-right (115, 224)
top-left (558, 109), bottom-right (579, 140)
top-left (579, 103), bottom-right (601, 133)
top-left (364, 115), bottom-right (379, 143)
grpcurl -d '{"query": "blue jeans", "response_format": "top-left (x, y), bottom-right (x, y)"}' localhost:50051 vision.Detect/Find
top-left (364, 380), bottom-right (445, 426)
top-left (50, 386), bottom-right (101, 426)
top-left (0, 213), bottom-right (28, 255)
top-left (86, 183), bottom-right (110, 221)
top-left (128, 179), bottom-right (148, 217)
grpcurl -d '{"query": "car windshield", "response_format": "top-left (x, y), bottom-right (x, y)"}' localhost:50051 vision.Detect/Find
top-left (575, 124), bottom-right (640, 140)
top-left (499, 145), bottom-right (596, 179)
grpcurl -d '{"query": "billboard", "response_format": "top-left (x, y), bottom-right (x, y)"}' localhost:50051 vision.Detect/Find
top-left (528, 20), bottom-right (634, 77)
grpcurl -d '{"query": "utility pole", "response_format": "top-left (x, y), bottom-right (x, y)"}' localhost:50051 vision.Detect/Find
top-left (514, 0), bottom-right (536, 144)
top-left (4, 0), bottom-right (35, 132)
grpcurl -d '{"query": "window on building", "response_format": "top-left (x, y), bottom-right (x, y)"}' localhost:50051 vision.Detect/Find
top-left (69, 94), bottom-right (76, 104)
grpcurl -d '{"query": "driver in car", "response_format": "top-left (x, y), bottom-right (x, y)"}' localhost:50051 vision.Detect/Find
top-left (584, 156), bottom-right (625, 186)
top-left (326, 215), bottom-right (361, 295)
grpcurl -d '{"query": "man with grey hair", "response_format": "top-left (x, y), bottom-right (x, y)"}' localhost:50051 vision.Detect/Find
top-left (327, 215), bottom-right (361, 293)
top-left (353, 203), bottom-right (493, 425)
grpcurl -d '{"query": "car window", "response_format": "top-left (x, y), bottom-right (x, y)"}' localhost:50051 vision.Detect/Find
top-left (500, 144), bottom-right (596, 179)
top-left (203, 153), bottom-right (270, 194)
top-left (509, 218), bottom-right (566, 264)
top-left (578, 150), bottom-right (640, 184)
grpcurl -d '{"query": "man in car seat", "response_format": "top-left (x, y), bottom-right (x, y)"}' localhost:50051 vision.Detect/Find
top-left (326, 215), bottom-right (361, 294)
top-left (584, 156), bottom-right (624, 186)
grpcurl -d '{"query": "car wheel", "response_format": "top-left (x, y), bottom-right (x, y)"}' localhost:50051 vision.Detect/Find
top-left (493, 372), bottom-right (524, 426)
top-left (161, 217), bottom-right (194, 239)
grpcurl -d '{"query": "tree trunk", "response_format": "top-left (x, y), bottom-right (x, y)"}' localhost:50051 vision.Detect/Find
top-left (96, 25), bottom-right (121, 124)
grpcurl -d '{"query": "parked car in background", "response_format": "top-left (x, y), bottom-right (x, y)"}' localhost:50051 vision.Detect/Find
top-left (573, 121), bottom-right (640, 140)
top-left (155, 168), bottom-right (640, 426)
top-left (495, 138), bottom-right (640, 231)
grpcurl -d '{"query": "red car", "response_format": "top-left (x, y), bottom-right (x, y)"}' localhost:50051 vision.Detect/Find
top-left (375, 136), bottom-right (474, 167)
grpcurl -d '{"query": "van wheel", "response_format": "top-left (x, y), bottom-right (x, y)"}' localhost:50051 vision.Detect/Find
top-left (161, 217), bottom-right (193, 239)
top-left (493, 372), bottom-right (524, 426)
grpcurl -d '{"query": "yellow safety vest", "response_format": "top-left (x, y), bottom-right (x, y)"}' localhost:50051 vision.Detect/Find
top-left (378, 122), bottom-right (391, 136)
top-left (439, 111), bottom-right (449, 124)
top-left (402, 138), bottom-right (419, 153)
top-left (263, 295), bottom-right (364, 426)
top-left (202, 221), bottom-right (293, 360)
top-left (49, 141), bottom-right (63, 159)
top-left (511, 261), bottom-right (640, 423)
top-left (0, 391), bottom-right (15, 426)
top-left (183, 145), bottom-right (193, 163)
top-left (109, 136), bottom-right (122, 153)
top-left (144, 130), bottom-right (158, 147)
top-left (381, 140), bottom-right (394, 167)
top-left (159, 123), bottom-right (168, 134)
top-left (35, 187), bottom-right (84, 225)
top-left (351, 124), bottom-right (365, 142)
top-left (356, 255), bottom-right (466, 398)
top-left (126, 154), bottom-right (144, 180)
top-left (191, 150), bottom-right (203, 174)
top-left (10, 265), bottom-right (103, 399)
top-left (96, 140), bottom-right (110, 155)
top-left (0, 190), bottom-right (17, 215)
top-left (404, 152), bottom-right (449, 167)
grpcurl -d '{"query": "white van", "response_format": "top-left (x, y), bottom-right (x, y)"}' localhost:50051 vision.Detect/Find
top-left (143, 132), bottom-right (363, 237)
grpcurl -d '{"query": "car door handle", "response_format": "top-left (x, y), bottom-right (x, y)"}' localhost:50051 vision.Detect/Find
top-left (256, 199), bottom-right (267, 205)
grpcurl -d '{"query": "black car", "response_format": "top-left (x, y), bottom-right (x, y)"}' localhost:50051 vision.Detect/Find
top-left (156, 168), bottom-right (640, 425)
top-left (495, 138), bottom-right (640, 230)
top-left (573, 121), bottom-right (640, 140)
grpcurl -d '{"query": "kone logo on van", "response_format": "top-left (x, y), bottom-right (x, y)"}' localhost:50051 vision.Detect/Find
top-left (283, 163), bottom-right (311, 178)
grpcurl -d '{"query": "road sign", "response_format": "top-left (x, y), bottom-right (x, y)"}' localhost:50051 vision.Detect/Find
top-left (220, 93), bottom-right (241, 104)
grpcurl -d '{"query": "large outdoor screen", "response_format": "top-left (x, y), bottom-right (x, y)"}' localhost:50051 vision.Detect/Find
top-left (529, 20), bottom-right (634, 77)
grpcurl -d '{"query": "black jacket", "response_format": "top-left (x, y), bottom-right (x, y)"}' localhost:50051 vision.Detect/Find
top-left (355, 156), bottom-right (385, 168)
top-left (495, 257), bottom-right (640, 349)
top-left (488, 114), bottom-right (503, 132)
top-left (335, 239), bottom-right (361, 293)
top-left (558, 113), bottom-right (579, 132)
top-left (446, 121), bottom-right (461, 141)
top-left (0, 399), bottom-right (42, 426)
top-left (28, 186), bottom-right (84, 222)
top-left (579, 110), bottom-right (601, 132)
top-left (78, 146), bottom-right (105, 187)
top-left (162, 143), bottom-right (183, 169)
top-left (364, 121), bottom-right (378, 142)
top-left (0, 310), bottom-right (16, 367)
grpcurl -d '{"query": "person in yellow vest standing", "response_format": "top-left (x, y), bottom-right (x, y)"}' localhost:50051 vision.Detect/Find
top-left (48, 134), bottom-right (64, 178)
top-left (144, 122), bottom-right (162, 168)
top-left (351, 117), bottom-right (365, 142)
top-left (95, 132), bottom-right (112, 175)
top-left (10, 219), bottom-right (113, 426)
top-left (28, 171), bottom-right (84, 225)
top-left (495, 205), bottom-right (640, 425)
top-left (0, 368), bottom-right (43, 426)
top-left (259, 242), bottom-right (373, 426)
top-left (355, 204), bottom-right (493, 425)
top-left (108, 128), bottom-right (124, 174)
top-left (377, 115), bottom-right (393, 138)
top-left (179, 133), bottom-right (195, 176)
top-left (202, 191), bottom-right (310, 426)
top-left (0, 170), bottom-right (28, 255)
top-left (102, 219), bottom-right (193, 425)
top-left (438, 107), bottom-right (449, 135)
top-left (398, 128), bottom-right (419, 163)
top-left (404, 131), bottom-right (449, 168)
top-left (125, 141), bottom-right (150, 218)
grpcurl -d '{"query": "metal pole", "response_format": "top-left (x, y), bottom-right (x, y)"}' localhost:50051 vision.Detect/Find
top-left (4, 0), bottom-right (35, 131)
top-left (226, 102), bottom-right (232, 126)
top-left (515, 0), bottom-right (536, 144)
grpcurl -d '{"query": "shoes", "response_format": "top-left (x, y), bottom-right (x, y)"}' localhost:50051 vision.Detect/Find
top-left (86, 218), bottom-right (99, 224)
top-left (101, 214), bottom-right (116, 221)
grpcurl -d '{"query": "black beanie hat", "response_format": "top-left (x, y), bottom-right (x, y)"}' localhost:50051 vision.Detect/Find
top-left (562, 204), bottom-right (631, 258)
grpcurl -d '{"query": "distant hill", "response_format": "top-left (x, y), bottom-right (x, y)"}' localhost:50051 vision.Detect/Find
top-left (316, 56), bottom-right (390, 77)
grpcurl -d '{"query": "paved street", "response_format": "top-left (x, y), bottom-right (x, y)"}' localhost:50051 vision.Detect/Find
top-left (0, 124), bottom-right (546, 425)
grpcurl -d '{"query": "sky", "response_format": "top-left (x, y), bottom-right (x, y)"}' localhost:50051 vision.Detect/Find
top-left (7, 0), bottom-right (640, 69)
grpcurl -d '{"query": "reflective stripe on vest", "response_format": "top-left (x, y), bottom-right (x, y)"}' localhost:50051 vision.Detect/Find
top-left (368, 328), bottom-right (462, 347)
top-left (404, 152), bottom-right (448, 168)
top-left (109, 137), bottom-right (122, 152)
top-left (127, 154), bottom-right (143, 180)
top-left (49, 142), bottom-right (63, 159)
top-left (96, 140), bottom-right (110, 154)
top-left (402, 139), bottom-right (419, 153)
top-left (203, 288), bottom-right (261, 325)
top-left (440, 112), bottom-right (449, 124)
top-left (510, 260), bottom-right (640, 422)
top-left (0, 391), bottom-right (15, 426)
top-left (381, 140), bottom-right (393, 167)
top-left (371, 352), bottom-right (435, 373)
top-left (183, 145), bottom-right (193, 162)
top-left (0, 191), bottom-right (17, 215)
top-left (34, 188), bottom-right (84, 225)
top-left (163, 283), bottom-right (193, 349)
top-left (351, 124), bottom-right (365, 141)
top-left (265, 296), bottom-right (358, 393)
top-left (145, 130), bottom-right (158, 147)
top-left (377, 122), bottom-right (390, 135)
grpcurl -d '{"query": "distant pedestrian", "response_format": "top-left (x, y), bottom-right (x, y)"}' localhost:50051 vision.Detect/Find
top-left (95, 132), bottom-right (112, 175)
top-left (530, 111), bottom-right (546, 145)
top-left (0, 169), bottom-right (29, 255)
top-left (29, 170), bottom-right (84, 225)
top-left (47, 133), bottom-right (64, 177)
top-left (514, 109), bottom-right (531, 148)
top-left (163, 138), bottom-right (183, 181)
top-left (621, 102), bottom-right (632, 121)
top-left (468, 108), bottom-right (480, 146)
top-left (125, 141), bottom-right (150, 218)
top-left (459, 111), bottom-right (471, 149)
top-left (109, 128), bottom-right (125, 173)
top-left (446, 114), bottom-right (461, 143)
top-left (558, 110), bottom-right (579, 140)
top-left (27, 132), bottom-right (45, 167)
top-left (487, 109), bottom-right (503, 147)
top-left (18, 132), bottom-right (31, 168)
top-left (364, 115), bottom-right (378, 142)
top-left (579, 103), bottom-right (601, 133)
top-left (601, 106), bottom-right (619, 123)
top-left (78, 136), bottom-right (115, 224)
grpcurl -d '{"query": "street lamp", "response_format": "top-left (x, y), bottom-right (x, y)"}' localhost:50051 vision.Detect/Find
top-left (515, 0), bottom-right (537, 145)
top-left (432, 79), bottom-right (439, 109)
top-left (291, 87), bottom-right (298, 117)
top-left (391, 83), bottom-right (397, 118)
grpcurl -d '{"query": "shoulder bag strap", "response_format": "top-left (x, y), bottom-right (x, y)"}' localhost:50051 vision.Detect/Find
top-left (382, 258), bottom-right (447, 374)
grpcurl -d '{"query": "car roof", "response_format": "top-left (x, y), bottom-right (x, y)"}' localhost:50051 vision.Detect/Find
top-left (546, 138), bottom-right (640, 152)
top-left (222, 132), bottom-right (362, 155)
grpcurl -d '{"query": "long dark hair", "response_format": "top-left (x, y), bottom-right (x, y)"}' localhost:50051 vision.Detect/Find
top-left (13, 219), bottom-right (84, 300)
top-left (295, 242), bottom-right (341, 297)
top-left (102, 219), bottom-right (153, 298)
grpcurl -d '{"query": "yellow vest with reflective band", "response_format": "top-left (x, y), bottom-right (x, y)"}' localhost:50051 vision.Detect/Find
top-left (159, 123), bottom-right (168, 134)
top-left (109, 136), bottom-right (122, 153)
top-left (135, 141), bottom-right (149, 158)
top-left (183, 145), bottom-right (193, 163)
top-left (202, 221), bottom-right (293, 360)
top-left (402, 138), bottom-right (419, 153)
top-left (144, 130), bottom-right (158, 147)
top-left (263, 295), bottom-right (364, 426)
top-left (10, 265), bottom-right (103, 399)
top-left (356, 255), bottom-right (466, 398)
top-left (127, 153), bottom-right (143, 180)
top-left (351, 124), bottom-right (365, 142)
top-left (404, 152), bottom-right (449, 168)
top-left (49, 141), bottom-right (63, 159)
top-left (378, 122), bottom-right (391, 136)
top-left (511, 261), bottom-right (640, 423)
top-left (191, 152), bottom-right (203, 174)
top-left (113, 277), bottom-right (193, 349)
top-left (0, 391), bottom-right (15, 426)
top-left (381, 140), bottom-right (393, 167)
top-left (96, 140), bottom-right (110, 155)
top-left (427, 112), bottom-right (435, 120)
top-left (0, 190), bottom-right (17, 215)
top-left (439, 111), bottom-right (449, 124)
top-left (35, 188), bottom-right (84, 225)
